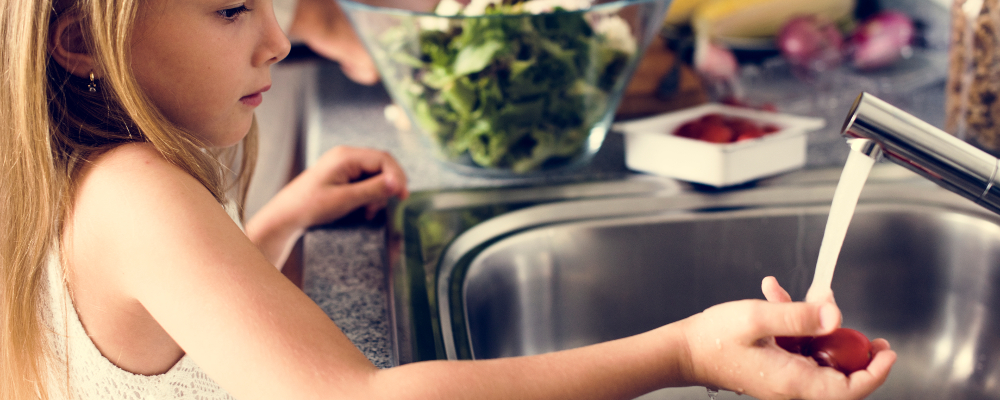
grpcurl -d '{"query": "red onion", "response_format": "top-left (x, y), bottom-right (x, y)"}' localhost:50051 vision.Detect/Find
top-left (848, 10), bottom-right (915, 70)
top-left (777, 16), bottom-right (844, 72)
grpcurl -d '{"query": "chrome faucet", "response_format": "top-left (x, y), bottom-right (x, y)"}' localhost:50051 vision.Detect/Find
top-left (842, 92), bottom-right (1000, 214)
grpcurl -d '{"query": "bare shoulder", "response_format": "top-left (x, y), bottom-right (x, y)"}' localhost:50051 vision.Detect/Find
top-left (93, 141), bottom-right (168, 165)
top-left (69, 142), bottom-right (237, 280)
top-left (80, 142), bottom-right (199, 191)
top-left (74, 143), bottom-right (222, 219)
top-left (69, 144), bottom-right (242, 280)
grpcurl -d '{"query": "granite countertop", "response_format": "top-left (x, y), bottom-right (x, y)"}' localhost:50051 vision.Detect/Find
top-left (300, 52), bottom-right (949, 368)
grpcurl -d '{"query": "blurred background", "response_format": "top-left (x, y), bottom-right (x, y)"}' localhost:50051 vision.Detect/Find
top-left (256, 0), bottom-right (954, 281)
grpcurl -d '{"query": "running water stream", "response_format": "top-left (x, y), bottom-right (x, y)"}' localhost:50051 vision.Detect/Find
top-left (805, 147), bottom-right (878, 302)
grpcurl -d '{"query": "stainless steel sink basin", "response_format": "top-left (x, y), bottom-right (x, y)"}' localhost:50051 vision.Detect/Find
top-left (387, 166), bottom-right (1000, 399)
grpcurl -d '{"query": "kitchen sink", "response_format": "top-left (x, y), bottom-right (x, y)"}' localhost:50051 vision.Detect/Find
top-left (387, 166), bottom-right (1000, 399)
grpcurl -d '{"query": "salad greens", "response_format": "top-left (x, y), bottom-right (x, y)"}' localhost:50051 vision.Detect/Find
top-left (378, 0), bottom-right (636, 173)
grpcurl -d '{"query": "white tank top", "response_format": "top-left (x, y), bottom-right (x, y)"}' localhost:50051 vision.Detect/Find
top-left (42, 249), bottom-right (237, 400)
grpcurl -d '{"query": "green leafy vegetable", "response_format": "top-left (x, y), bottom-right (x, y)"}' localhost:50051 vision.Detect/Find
top-left (379, 1), bottom-right (636, 173)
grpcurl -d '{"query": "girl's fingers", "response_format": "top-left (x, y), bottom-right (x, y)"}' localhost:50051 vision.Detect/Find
top-left (805, 287), bottom-right (836, 304)
top-left (870, 338), bottom-right (891, 353)
top-left (381, 168), bottom-right (409, 200)
top-left (864, 338), bottom-right (895, 382)
top-left (865, 345), bottom-right (896, 379)
top-left (318, 147), bottom-right (409, 198)
top-left (742, 301), bottom-right (841, 338)
top-left (841, 346), bottom-right (896, 398)
top-left (779, 339), bottom-right (894, 400)
top-left (313, 174), bottom-right (395, 225)
top-left (302, 146), bottom-right (409, 225)
top-left (365, 199), bottom-right (388, 220)
top-left (761, 276), bottom-right (792, 303)
top-left (763, 276), bottom-right (838, 308)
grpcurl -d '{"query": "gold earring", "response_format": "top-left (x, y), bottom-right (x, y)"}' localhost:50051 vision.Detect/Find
top-left (87, 72), bottom-right (97, 93)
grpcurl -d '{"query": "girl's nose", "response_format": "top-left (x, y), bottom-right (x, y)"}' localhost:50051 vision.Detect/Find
top-left (255, 3), bottom-right (292, 67)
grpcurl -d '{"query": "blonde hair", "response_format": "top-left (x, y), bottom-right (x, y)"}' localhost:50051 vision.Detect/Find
top-left (0, 0), bottom-right (257, 398)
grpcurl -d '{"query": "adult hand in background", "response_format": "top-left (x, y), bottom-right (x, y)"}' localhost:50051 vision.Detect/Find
top-left (288, 0), bottom-right (380, 84)
top-left (287, 0), bottom-right (439, 85)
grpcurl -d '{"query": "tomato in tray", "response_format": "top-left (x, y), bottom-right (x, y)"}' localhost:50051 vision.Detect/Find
top-left (776, 328), bottom-right (874, 375)
top-left (698, 124), bottom-right (735, 143)
top-left (672, 113), bottom-right (782, 144)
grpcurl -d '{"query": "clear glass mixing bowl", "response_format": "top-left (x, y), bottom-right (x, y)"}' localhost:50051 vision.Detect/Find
top-left (340, 0), bottom-right (673, 176)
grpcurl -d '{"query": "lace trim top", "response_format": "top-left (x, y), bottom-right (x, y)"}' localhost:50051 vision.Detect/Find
top-left (42, 249), bottom-right (238, 399)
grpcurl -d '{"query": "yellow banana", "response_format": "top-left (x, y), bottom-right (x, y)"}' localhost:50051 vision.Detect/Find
top-left (691, 0), bottom-right (855, 39)
top-left (664, 0), bottom-right (716, 25)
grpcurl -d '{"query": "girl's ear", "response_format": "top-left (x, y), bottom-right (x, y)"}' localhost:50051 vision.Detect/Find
top-left (50, 13), bottom-right (98, 78)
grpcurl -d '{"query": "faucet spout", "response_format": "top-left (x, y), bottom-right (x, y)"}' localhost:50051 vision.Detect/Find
top-left (841, 92), bottom-right (1000, 214)
top-left (848, 138), bottom-right (884, 161)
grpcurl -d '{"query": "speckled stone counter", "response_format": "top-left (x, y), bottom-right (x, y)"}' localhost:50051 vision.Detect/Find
top-left (301, 58), bottom-right (948, 368)
top-left (304, 225), bottom-right (394, 367)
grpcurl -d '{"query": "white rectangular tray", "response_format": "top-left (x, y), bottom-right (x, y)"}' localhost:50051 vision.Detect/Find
top-left (615, 103), bottom-right (825, 187)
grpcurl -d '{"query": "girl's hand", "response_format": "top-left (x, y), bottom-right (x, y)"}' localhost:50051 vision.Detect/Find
top-left (246, 146), bottom-right (408, 267)
top-left (677, 277), bottom-right (896, 400)
top-left (288, 146), bottom-right (409, 226)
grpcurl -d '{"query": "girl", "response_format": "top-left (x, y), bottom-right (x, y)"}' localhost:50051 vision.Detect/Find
top-left (0, 0), bottom-right (896, 399)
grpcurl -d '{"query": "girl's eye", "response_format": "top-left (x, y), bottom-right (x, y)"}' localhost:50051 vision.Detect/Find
top-left (218, 5), bottom-right (251, 20)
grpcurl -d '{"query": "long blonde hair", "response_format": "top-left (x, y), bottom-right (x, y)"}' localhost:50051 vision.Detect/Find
top-left (0, 0), bottom-right (257, 398)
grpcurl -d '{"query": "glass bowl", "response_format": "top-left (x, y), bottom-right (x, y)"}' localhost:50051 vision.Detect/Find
top-left (339, 0), bottom-right (673, 176)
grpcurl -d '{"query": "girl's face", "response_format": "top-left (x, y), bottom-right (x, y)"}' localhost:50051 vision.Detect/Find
top-left (131, 0), bottom-right (290, 147)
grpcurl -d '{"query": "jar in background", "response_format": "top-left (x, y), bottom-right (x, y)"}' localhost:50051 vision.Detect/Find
top-left (947, 0), bottom-right (1000, 154)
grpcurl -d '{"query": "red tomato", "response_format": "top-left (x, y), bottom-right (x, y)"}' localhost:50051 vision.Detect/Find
top-left (734, 126), bottom-right (765, 142)
top-left (671, 113), bottom-right (779, 144)
top-left (805, 328), bottom-right (873, 374)
top-left (675, 121), bottom-right (704, 139)
top-left (729, 118), bottom-right (758, 134)
top-left (700, 113), bottom-right (727, 126)
top-left (699, 124), bottom-right (735, 143)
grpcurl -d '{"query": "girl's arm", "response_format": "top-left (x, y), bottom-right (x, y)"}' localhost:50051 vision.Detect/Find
top-left (77, 144), bottom-right (892, 400)
top-left (245, 146), bottom-right (408, 268)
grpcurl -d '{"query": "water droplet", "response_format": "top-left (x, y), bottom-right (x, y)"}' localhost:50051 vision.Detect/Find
top-left (716, 338), bottom-right (722, 349)
top-left (759, 371), bottom-right (764, 377)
